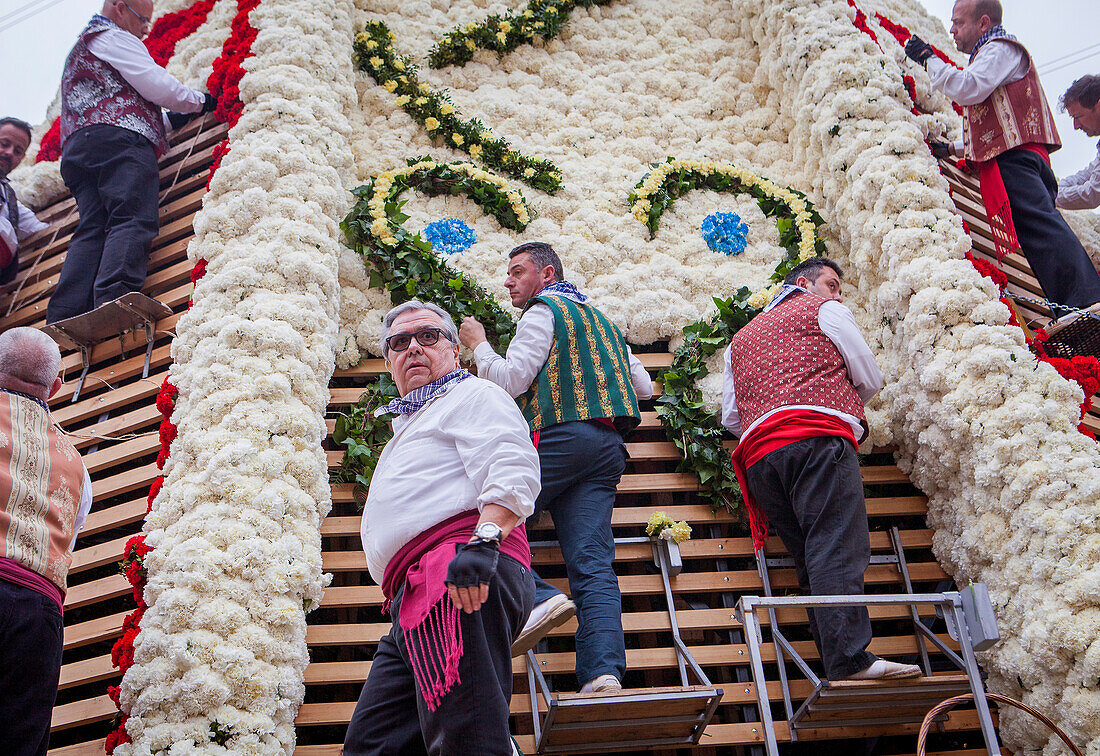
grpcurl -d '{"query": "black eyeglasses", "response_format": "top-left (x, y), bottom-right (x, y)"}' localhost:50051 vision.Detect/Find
top-left (119, 0), bottom-right (151, 26)
top-left (385, 327), bottom-right (452, 353)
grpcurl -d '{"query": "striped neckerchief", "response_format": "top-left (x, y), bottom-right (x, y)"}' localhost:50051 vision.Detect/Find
top-left (970, 25), bottom-right (1016, 62)
top-left (537, 280), bottom-right (589, 304)
top-left (375, 369), bottom-right (471, 417)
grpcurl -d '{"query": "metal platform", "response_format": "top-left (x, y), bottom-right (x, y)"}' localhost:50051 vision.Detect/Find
top-left (740, 527), bottom-right (1002, 756)
top-left (42, 293), bottom-right (171, 401)
top-left (524, 537), bottom-right (722, 753)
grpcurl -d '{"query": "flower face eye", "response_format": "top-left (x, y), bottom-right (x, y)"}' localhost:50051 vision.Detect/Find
top-left (423, 218), bottom-right (478, 255)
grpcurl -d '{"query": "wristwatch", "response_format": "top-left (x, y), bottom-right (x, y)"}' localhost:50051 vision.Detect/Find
top-left (471, 522), bottom-right (504, 546)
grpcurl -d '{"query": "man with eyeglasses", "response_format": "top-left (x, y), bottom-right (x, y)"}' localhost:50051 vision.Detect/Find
top-left (0, 117), bottom-right (49, 285)
top-left (48, 0), bottom-right (217, 324)
top-left (460, 241), bottom-right (654, 695)
top-left (344, 300), bottom-right (538, 755)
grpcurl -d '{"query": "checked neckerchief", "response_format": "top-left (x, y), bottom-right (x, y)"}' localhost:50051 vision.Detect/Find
top-left (375, 369), bottom-right (471, 417)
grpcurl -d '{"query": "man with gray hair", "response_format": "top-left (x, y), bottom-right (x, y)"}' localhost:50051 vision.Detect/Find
top-left (0, 327), bottom-right (92, 755)
top-left (344, 301), bottom-right (539, 755)
top-left (1057, 75), bottom-right (1100, 211)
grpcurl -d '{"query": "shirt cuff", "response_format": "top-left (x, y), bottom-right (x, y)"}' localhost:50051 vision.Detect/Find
top-left (473, 341), bottom-right (499, 364)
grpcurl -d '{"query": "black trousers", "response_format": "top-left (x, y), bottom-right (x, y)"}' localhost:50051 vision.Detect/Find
top-left (343, 555), bottom-right (534, 756)
top-left (998, 148), bottom-right (1100, 310)
top-left (0, 579), bottom-right (64, 756)
top-left (48, 125), bottom-right (160, 323)
top-left (746, 436), bottom-right (875, 680)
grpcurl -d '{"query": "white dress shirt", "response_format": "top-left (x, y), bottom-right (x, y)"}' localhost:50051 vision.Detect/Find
top-left (473, 295), bottom-right (654, 401)
top-left (0, 191), bottom-right (49, 239)
top-left (927, 39), bottom-right (1029, 155)
top-left (87, 28), bottom-right (204, 114)
top-left (360, 377), bottom-right (540, 584)
top-left (1057, 141), bottom-right (1100, 210)
top-left (721, 288), bottom-right (883, 442)
top-left (72, 466), bottom-right (93, 552)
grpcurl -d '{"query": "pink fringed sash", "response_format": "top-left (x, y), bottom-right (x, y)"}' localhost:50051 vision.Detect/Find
top-left (381, 510), bottom-right (530, 710)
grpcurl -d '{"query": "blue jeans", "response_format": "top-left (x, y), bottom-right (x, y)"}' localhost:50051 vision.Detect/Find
top-left (531, 421), bottom-right (626, 686)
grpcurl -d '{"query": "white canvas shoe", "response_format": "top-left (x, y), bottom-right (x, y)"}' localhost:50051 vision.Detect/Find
top-left (845, 659), bottom-right (922, 680)
top-left (511, 594), bottom-right (576, 657)
top-left (579, 674), bottom-right (622, 694)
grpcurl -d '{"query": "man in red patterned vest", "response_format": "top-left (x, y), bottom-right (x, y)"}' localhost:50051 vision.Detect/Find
top-left (47, 0), bottom-right (215, 324)
top-left (0, 327), bottom-right (92, 755)
top-left (906, 0), bottom-right (1100, 320)
top-left (723, 259), bottom-right (920, 681)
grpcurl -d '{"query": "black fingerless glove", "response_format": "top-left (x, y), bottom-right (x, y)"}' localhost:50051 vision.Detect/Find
top-left (201, 92), bottom-right (218, 114)
top-left (928, 141), bottom-right (952, 159)
top-left (905, 35), bottom-right (935, 65)
top-left (445, 540), bottom-right (499, 589)
top-left (166, 111), bottom-right (191, 130)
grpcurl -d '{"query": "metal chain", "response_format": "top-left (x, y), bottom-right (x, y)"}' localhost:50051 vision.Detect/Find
top-left (1003, 292), bottom-right (1100, 322)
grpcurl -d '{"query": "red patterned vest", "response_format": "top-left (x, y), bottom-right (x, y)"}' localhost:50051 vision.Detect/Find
top-left (963, 39), bottom-right (1060, 163)
top-left (729, 291), bottom-right (866, 436)
top-left (0, 391), bottom-right (86, 591)
top-left (61, 15), bottom-right (169, 157)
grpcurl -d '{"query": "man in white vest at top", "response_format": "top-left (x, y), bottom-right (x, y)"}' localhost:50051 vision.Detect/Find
top-left (0, 117), bottom-right (49, 285)
top-left (47, 0), bottom-right (217, 324)
top-left (0, 328), bottom-right (92, 755)
top-left (906, 0), bottom-right (1100, 322)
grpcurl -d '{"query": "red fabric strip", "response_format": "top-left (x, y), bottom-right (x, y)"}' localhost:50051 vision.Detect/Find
top-left (730, 410), bottom-right (858, 552)
top-left (977, 144), bottom-right (1049, 261)
top-left (0, 557), bottom-right (64, 612)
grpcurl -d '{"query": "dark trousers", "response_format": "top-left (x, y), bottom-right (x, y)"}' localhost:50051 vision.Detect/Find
top-left (0, 579), bottom-right (64, 756)
top-left (746, 436), bottom-right (875, 680)
top-left (344, 555), bottom-right (534, 756)
top-left (998, 148), bottom-right (1100, 310)
top-left (48, 125), bottom-right (160, 323)
top-left (530, 420), bottom-right (626, 686)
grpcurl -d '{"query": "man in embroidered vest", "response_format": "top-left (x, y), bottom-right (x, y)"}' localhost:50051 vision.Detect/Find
top-left (0, 327), bottom-right (92, 755)
top-left (906, 0), bottom-right (1100, 320)
top-left (0, 117), bottom-right (49, 285)
top-left (47, 0), bottom-right (216, 324)
top-left (460, 241), bottom-right (654, 694)
top-left (344, 301), bottom-right (538, 756)
top-left (723, 259), bottom-right (920, 682)
top-left (1056, 75), bottom-right (1100, 211)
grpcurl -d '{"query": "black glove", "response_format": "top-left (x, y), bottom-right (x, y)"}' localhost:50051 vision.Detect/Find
top-left (928, 141), bottom-right (952, 159)
top-left (445, 540), bottom-right (499, 590)
top-left (166, 111), bottom-right (191, 130)
top-left (905, 35), bottom-right (935, 65)
top-left (201, 92), bottom-right (218, 114)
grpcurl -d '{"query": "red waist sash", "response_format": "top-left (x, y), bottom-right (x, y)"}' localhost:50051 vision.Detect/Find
top-left (381, 510), bottom-right (530, 711)
top-left (978, 143), bottom-right (1049, 261)
top-left (731, 409), bottom-right (857, 551)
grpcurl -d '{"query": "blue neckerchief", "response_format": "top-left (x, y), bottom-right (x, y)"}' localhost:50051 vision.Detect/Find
top-left (970, 25), bottom-right (1015, 61)
top-left (0, 387), bottom-right (50, 412)
top-left (763, 284), bottom-right (807, 313)
top-left (376, 369), bottom-right (471, 417)
top-left (537, 280), bottom-right (589, 304)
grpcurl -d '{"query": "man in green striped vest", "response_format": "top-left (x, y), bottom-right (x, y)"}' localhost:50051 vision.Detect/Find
top-left (460, 241), bottom-right (653, 694)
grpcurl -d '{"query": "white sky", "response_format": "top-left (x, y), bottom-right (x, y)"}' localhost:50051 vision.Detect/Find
top-left (1, 0), bottom-right (1098, 176)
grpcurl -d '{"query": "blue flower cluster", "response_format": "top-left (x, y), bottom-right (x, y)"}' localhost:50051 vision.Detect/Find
top-left (423, 218), bottom-right (477, 255)
top-left (701, 212), bottom-right (749, 256)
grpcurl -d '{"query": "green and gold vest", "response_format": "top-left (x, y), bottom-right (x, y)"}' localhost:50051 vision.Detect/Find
top-left (518, 294), bottom-right (640, 433)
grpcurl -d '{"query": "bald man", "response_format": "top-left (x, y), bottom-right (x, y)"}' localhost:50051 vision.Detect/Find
top-left (48, 0), bottom-right (217, 324)
top-left (0, 328), bottom-right (92, 755)
top-left (906, 0), bottom-right (1100, 321)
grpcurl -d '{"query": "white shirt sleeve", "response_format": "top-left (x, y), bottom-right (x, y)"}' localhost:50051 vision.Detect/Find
top-left (87, 28), bottom-right (204, 113)
top-left (1057, 146), bottom-right (1100, 210)
top-left (449, 382), bottom-right (540, 518)
top-left (70, 466), bottom-right (93, 552)
top-left (927, 40), bottom-right (1029, 106)
top-left (628, 350), bottom-right (654, 400)
top-left (818, 301), bottom-right (883, 403)
top-left (721, 344), bottom-right (741, 436)
top-left (473, 304), bottom-right (555, 398)
top-left (15, 201), bottom-right (48, 238)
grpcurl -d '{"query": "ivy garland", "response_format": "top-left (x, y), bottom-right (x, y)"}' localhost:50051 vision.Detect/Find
top-left (354, 21), bottom-right (562, 194)
top-left (629, 158), bottom-right (828, 515)
top-left (428, 0), bottom-right (616, 70)
top-left (629, 157), bottom-right (827, 303)
top-left (332, 376), bottom-right (398, 490)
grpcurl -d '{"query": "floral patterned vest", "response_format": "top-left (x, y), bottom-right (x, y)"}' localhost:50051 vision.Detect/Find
top-left (963, 39), bottom-right (1060, 163)
top-left (0, 391), bottom-right (86, 591)
top-left (61, 15), bottom-right (169, 157)
top-left (729, 291), bottom-right (866, 435)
